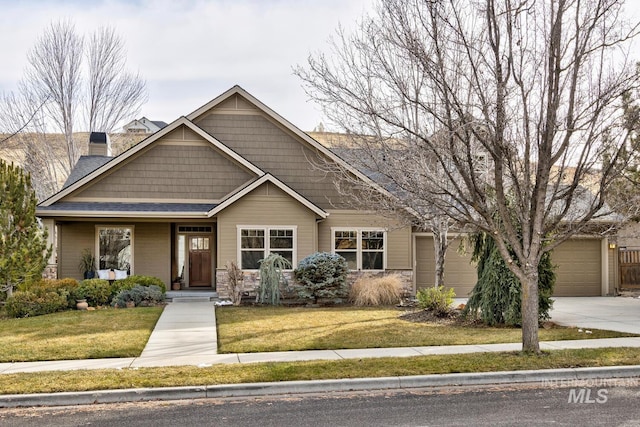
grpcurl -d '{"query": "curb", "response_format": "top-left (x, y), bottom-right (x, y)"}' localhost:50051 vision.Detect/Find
top-left (1, 365), bottom-right (640, 408)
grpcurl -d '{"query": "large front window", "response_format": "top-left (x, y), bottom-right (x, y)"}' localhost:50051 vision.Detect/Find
top-left (239, 227), bottom-right (295, 270)
top-left (333, 228), bottom-right (385, 270)
top-left (97, 226), bottom-right (133, 273)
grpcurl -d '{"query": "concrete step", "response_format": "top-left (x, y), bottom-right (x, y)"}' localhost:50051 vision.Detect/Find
top-left (171, 296), bottom-right (213, 303)
top-left (166, 290), bottom-right (219, 302)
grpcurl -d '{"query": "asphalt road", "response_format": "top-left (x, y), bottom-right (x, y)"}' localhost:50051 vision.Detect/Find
top-left (2, 383), bottom-right (640, 426)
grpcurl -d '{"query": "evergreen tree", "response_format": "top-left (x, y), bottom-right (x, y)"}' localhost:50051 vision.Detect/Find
top-left (0, 160), bottom-right (51, 298)
top-left (463, 231), bottom-right (555, 326)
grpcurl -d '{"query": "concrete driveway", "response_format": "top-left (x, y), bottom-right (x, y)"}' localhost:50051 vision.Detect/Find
top-left (550, 297), bottom-right (640, 334)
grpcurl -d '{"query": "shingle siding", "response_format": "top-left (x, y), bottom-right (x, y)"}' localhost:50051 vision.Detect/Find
top-left (75, 142), bottom-right (253, 200)
top-left (195, 113), bottom-right (348, 209)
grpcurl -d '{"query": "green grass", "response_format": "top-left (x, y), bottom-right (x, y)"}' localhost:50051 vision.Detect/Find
top-left (1, 347), bottom-right (640, 395)
top-left (216, 306), bottom-right (635, 353)
top-left (0, 307), bottom-right (163, 362)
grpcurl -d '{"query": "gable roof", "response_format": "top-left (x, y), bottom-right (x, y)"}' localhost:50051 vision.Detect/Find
top-left (39, 116), bottom-right (264, 207)
top-left (37, 101), bottom-right (329, 219)
top-left (123, 117), bottom-right (168, 131)
top-left (187, 85), bottom-right (396, 201)
top-left (151, 120), bottom-right (168, 128)
top-left (209, 173), bottom-right (328, 219)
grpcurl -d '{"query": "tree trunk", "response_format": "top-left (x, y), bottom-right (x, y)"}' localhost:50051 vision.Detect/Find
top-left (432, 226), bottom-right (448, 287)
top-left (521, 268), bottom-right (540, 353)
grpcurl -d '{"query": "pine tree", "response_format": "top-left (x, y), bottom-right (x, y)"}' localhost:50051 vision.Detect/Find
top-left (0, 160), bottom-right (51, 298)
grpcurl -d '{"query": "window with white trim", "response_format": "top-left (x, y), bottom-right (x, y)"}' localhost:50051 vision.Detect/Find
top-left (333, 228), bottom-right (385, 270)
top-left (239, 227), bottom-right (295, 270)
top-left (96, 226), bottom-right (133, 274)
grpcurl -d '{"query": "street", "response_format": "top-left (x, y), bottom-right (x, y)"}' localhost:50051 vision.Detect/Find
top-left (2, 382), bottom-right (640, 426)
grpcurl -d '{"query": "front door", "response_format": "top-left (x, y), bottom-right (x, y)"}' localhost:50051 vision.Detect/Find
top-left (189, 236), bottom-right (211, 287)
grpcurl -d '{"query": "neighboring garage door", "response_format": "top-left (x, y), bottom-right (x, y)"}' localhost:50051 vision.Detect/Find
top-left (415, 236), bottom-right (602, 297)
top-left (415, 236), bottom-right (477, 298)
top-left (553, 239), bottom-right (601, 296)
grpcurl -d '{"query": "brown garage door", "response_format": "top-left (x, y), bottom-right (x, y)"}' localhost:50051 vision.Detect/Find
top-left (415, 236), bottom-right (477, 298)
top-left (415, 236), bottom-right (602, 297)
top-left (553, 239), bottom-right (601, 296)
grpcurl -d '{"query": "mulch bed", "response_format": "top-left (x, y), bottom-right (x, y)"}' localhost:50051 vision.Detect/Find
top-left (399, 308), bottom-right (464, 325)
top-left (397, 305), bottom-right (497, 327)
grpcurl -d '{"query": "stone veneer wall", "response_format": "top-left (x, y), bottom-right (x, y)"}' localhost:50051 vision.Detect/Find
top-left (216, 269), bottom-right (414, 300)
top-left (42, 264), bottom-right (58, 280)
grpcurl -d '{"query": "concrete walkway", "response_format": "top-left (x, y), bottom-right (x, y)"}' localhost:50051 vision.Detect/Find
top-left (1, 297), bottom-right (640, 375)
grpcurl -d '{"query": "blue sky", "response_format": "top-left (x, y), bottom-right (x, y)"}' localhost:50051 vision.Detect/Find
top-left (0, 0), bottom-right (374, 132)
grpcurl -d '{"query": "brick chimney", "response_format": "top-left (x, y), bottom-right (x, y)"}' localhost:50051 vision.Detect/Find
top-left (88, 132), bottom-right (112, 156)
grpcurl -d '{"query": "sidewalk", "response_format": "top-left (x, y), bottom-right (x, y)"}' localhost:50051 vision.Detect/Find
top-left (2, 298), bottom-right (640, 374)
top-left (3, 299), bottom-right (640, 407)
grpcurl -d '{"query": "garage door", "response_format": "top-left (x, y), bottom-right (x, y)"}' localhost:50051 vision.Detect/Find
top-left (553, 239), bottom-right (601, 296)
top-left (415, 236), bottom-right (477, 298)
top-left (415, 236), bottom-right (602, 297)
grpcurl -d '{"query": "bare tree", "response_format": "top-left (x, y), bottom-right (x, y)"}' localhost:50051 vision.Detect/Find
top-left (86, 27), bottom-right (147, 133)
top-left (0, 91), bottom-right (68, 200)
top-left (298, 0), bottom-right (640, 352)
top-left (24, 19), bottom-right (83, 172)
top-left (0, 20), bottom-right (147, 200)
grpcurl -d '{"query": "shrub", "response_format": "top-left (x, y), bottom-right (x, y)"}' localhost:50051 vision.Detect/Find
top-left (112, 285), bottom-right (164, 308)
top-left (416, 286), bottom-right (456, 317)
top-left (350, 274), bottom-right (404, 306)
top-left (463, 231), bottom-right (555, 326)
top-left (5, 290), bottom-right (68, 318)
top-left (74, 279), bottom-right (112, 307)
top-left (113, 275), bottom-right (167, 294)
top-left (256, 254), bottom-right (291, 305)
top-left (294, 252), bottom-right (349, 304)
top-left (19, 278), bottom-right (79, 309)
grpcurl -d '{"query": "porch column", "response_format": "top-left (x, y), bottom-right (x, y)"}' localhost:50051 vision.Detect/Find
top-left (42, 218), bottom-right (57, 279)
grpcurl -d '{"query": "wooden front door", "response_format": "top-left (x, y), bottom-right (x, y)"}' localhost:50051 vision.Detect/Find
top-left (189, 236), bottom-right (211, 287)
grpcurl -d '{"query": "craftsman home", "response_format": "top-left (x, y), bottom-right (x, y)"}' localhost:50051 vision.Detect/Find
top-left (36, 86), bottom-right (618, 297)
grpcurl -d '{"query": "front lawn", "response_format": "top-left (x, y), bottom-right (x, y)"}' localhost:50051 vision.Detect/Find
top-left (216, 306), bottom-right (635, 353)
top-left (2, 347), bottom-right (640, 394)
top-left (0, 307), bottom-right (163, 362)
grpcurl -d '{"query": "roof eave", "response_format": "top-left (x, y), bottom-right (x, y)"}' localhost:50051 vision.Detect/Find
top-left (36, 210), bottom-right (211, 219)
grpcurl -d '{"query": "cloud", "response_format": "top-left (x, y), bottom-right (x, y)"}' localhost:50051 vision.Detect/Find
top-left (0, 0), bottom-right (373, 131)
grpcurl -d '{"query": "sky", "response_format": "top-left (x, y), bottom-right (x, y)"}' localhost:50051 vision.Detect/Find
top-left (1, 0), bottom-right (640, 133)
top-left (0, 0), bottom-right (374, 132)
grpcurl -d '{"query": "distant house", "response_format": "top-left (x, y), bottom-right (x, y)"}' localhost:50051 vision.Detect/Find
top-left (122, 117), bottom-right (168, 134)
top-left (36, 85), bottom-right (618, 297)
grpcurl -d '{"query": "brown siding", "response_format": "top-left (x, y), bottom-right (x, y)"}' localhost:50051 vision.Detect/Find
top-left (57, 221), bottom-right (171, 286)
top-left (318, 211), bottom-right (412, 270)
top-left (415, 236), bottom-right (477, 297)
top-left (134, 222), bottom-right (171, 285)
top-left (216, 183), bottom-right (317, 269)
top-left (415, 236), bottom-right (604, 297)
top-left (553, 239), bottom-right (602, 296)
top-left (194, 113), bottom-right (348, 209)
top-left (58, 222), bottom-right (95, 281)
top-left (74, 132), bottom-right (253, 201)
